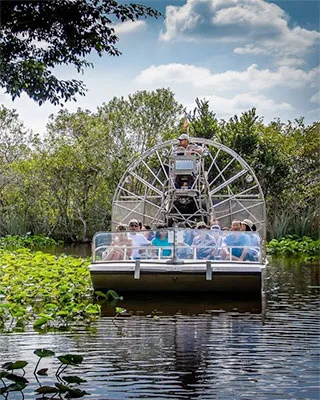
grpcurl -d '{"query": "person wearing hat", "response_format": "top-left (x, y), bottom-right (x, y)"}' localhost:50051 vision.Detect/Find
top-left (240, 219), bottom-right (254, 231)
top-left (128, 219), bottom-right (151, 259)
top-left (191, 221), bottom-right (217, 260)
top-left (175, 133), bottom-right (202, 155)
top-left (221, 220), bottom-right (250, 261)
top-left (173, 134), bottom-right (204, 189)
top-left (240, 219), bottom-right (260, 261)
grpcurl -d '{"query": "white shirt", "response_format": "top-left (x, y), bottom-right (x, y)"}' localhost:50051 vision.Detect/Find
top-left (129, 233), bottom-right (151, 259)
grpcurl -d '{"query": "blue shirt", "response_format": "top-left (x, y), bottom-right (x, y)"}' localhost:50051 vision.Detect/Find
top-left (152, 236), bottom-right (172, 257)
top-left (223, 232), bottom-right (250, 258)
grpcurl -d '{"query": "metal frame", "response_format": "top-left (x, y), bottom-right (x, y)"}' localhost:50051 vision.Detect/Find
top-left (112, 138), bottom-right (266, 239)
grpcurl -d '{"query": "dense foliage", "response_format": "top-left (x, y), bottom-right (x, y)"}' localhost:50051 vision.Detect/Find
top-left (0, 233), bottom-right (59, 250)
top-left (0, 248), bottom-right (99, 332)
top-left (267, 236), bottom-right (320, 262)
top-left (0, 90), bottom-right (318, 241)
top-left (0, 0), bottom-right (160, 105)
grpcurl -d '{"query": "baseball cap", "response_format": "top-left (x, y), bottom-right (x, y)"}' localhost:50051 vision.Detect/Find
top-left (178, 133), bottom-right (189, 140)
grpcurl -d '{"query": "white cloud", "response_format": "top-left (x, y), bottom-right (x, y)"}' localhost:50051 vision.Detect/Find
top-left (135, 62), bottom-right (302, 122)
top-left (310, 91), bottom-right (320, 104)
top-left (160, 0), bottom-right (320, 59)
top-left (136, 63), bottom-right (319, 92)
top-left (274, 57), bottom-right (306, 68)
top-left (205, 93), bottom-right (292, 120)
top-left (113, 20), bottom-right (146, 34)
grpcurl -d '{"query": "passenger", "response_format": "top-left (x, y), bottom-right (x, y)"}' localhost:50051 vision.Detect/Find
top-left (192, 221), bottom-right (217, 260)
top-left (128, 219), bottom-right (151, 259)
top-left (152, 225), bottom-right (172, 258)
top-left (209, 222), bottom-right (222, 259)
top-left (176, 222), bottom-right (193, 259)
top-left (240, 219), bottom-right (260, 261)
top-left (103, 224), bottom-right (133, 261)
top-left (222, 220), bottom-right (250, 261)
top-left (210, 218), bottom-right (221, 230)
top-left (142, 224), bottom-right (154, 241)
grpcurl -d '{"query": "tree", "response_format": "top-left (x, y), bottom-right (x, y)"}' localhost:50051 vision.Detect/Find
top-left (187, 98), bottom-right (219, 140)
top-left (0, 106), bottom-right (38, 234)
top-left (0, 0), bottom-right (161, 105)
top-left (98, 88), bottom-right (184, 154)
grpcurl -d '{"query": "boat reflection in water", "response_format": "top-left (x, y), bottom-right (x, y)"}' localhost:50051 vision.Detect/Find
top-left (100, 291), bottom-right (264, 317)
top-left (97, 292), bottom-right (266, 398)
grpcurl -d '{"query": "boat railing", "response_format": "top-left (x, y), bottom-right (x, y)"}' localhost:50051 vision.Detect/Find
top-left (92, 229), bottom-right (263, 264)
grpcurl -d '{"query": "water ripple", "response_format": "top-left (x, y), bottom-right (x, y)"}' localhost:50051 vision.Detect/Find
top-left (0, 260), bottom-right (319, 399)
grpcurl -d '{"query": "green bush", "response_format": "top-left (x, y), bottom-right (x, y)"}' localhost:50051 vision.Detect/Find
top-left (0, 234), bottom-right (61, 250)
top-left (267, 235), bottom-right (320, 262)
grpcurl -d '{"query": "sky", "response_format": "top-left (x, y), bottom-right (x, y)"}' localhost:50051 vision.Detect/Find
top-left (1, 0), bottom-right (319, 135)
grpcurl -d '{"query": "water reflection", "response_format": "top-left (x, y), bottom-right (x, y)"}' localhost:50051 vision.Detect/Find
top-left (0, 258), bottom-right (319, 400)
top-left (49, 242), bottom-right (92, 258)
top-left (100, 293), bottom-right (263, 317)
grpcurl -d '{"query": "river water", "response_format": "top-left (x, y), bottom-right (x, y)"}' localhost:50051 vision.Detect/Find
top-left (0, 258), bottom-right (319, 399)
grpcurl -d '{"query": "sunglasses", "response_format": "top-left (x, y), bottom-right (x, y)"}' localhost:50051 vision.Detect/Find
top-left (130, 224), bottom-right (138, 227)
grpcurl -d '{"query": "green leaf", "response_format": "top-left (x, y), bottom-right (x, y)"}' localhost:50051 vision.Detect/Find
top-left (62, 375), bottom-right (87, 384)
top-left (106, 289), bottom-right (120, 300)
top-left (4, 360), bottom-right (28, 370)
top-left (0, 371), bottom-right (10, 378)
top-left (65, 387), bottom-right (90, 398)
top-left (5, 382), bottom-right (27, 392)
top-left (34, 349), bottom-right (55, 358)
top-left (55, 382), bottom-right (69, 392)
top-left (33, 317), bottom-right (50, 327)
top-left (37, 368), bottom-right (49, 375)
top-left (94, 290), bottom-right (107, 299)
top-left (4, 373), bottom-right (28, 384)
top-left (35, 386), bottom-right (59, 394)
top-left (57, 354), bottom-right (83, 365)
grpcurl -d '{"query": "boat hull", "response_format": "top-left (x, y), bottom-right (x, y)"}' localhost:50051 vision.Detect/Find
top-left (89, 261), bottom-right (266, 294)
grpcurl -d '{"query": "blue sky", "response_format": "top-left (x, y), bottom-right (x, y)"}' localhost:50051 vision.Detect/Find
top-left (1, 0), bottom-right (319, 134)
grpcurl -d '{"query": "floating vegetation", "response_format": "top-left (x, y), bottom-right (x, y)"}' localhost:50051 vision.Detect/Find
top-left (0, 248), bottom-right (101, 332)
top-left (267, 235), bottom-right (320, 262)
top-left (0, 348), bottom-right (89, 398)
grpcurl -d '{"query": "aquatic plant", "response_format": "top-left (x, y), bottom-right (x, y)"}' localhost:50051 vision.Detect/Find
top-left (0, 349), bottom-right (89, 398)
top-left (0, 248), bottom-right (100, 332)
top-left (267, 235), bottom-right (320, 262)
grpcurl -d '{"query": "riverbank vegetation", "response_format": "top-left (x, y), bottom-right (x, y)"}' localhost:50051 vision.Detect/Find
top-left (0, 91), bottom-right (318, 241)
top-left (267, 236), bottom-right (320, 263)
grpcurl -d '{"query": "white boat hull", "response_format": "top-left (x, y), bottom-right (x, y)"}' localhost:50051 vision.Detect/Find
top-left (89, 260), bottom-right (266, 294)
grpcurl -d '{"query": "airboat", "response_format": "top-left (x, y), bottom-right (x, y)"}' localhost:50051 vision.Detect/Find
top-left (89, 138), bottom-right (267, 295)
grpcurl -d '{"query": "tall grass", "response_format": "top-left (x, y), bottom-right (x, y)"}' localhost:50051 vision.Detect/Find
top-left (268, 208), bottom-right (319, 240)
top-left (0, 211), bottom-right (29, 236)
